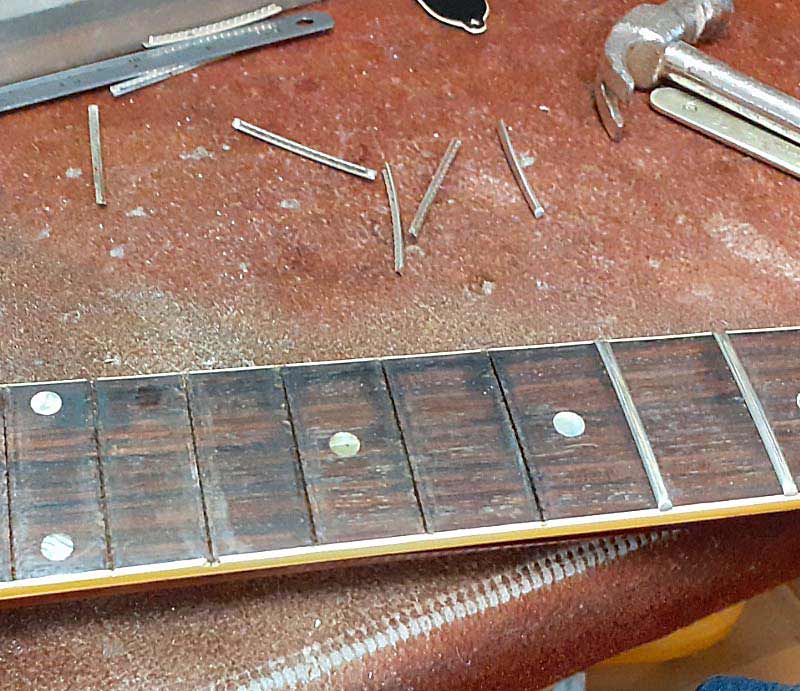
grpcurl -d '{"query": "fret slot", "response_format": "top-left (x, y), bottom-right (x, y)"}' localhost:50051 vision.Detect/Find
top-left (95, 375), bottom-right (209, 568)
top-left (714, 333), bottom-right (798, 497)
top-left (0, 394), bottom-right (14, 581)
top-left (728, 330), bottom-right (800, 488)
top-left (492, 344), bottom-right (657, 519)
top-left (612, 336), bottom-right (781, 505)
top-left (2, 382), bottom-right (107, 579)
top-left (383, 352), bottom-right (538, 532)
top-left (187, 368), bottom-right (314, 557)
top-left (283, 360), bottom-right (425, 543)
top-left (596, 341), bottom-right (673, 512)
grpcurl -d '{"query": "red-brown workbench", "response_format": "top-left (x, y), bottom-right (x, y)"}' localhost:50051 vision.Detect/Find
top-left (1, 0), bottom-right (799, 687)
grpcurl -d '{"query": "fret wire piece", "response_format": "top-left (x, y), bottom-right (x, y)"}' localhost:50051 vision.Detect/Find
top-left (231, 118), bottom-right (378, 180)
top-left (595, 340), bottom-right (673, 512)
top-left (382, 163), bottom-right (404, 275)
top-left (714, 332), bottom-right (799, 497)
top-left (408, 138), bottom-right (462, 238)
top-left (143, 3), bottom-right (283, 47)
top-left (88, 105), bottom-right (107, 206)
top-left (110, 62), bottom-right (207, 97)
top-left (497, 119), bottom-right (545, 220)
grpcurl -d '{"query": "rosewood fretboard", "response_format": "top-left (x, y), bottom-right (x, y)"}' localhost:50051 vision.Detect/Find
top-left (2, 328), bottom-right (800, 602)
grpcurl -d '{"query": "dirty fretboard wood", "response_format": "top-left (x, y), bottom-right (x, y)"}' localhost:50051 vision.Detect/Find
top-left (1, 328), bottom-right (800, 602)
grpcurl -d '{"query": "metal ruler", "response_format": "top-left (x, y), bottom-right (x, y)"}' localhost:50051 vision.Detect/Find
top-left (0, 10), bottom-right (333, 115)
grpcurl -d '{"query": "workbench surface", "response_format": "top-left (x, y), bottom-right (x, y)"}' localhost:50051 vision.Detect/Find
top-left (1, 0), bottom-right (799, 688)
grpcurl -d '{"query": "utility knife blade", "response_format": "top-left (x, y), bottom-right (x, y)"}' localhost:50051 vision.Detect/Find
top-left (415, 0), bottom-right (490, 34)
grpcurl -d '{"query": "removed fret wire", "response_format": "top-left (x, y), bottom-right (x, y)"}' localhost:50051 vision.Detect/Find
top-left (232, 118), bottom-right (378, 180)
top-left (408, 138), bottom-right (462, 238)
top-left (714, 332), bottom-right (799, 497)
top-left (497, 119), bottom-right (544, 219)
top-left (110, 62), bottom-right (208, 97)
top-left (382, 163), bottom-right (404, 275)
top-left (88, 105), bottom-right (107, 206)
top-left (143, 3), bottom-right (283, 47)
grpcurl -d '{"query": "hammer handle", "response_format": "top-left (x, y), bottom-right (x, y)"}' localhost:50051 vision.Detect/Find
top-left (663, 41), bottom-right (800, 147)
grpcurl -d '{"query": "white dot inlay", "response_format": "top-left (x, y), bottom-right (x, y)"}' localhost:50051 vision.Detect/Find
top-left (553, 411), bottom-right (586, 438)
top-left (30, 391), bottom-right (63, 416)
top-left (40, 533), bottom-right (74, 562)
top-left (329, 431), bottom-right (361, 458)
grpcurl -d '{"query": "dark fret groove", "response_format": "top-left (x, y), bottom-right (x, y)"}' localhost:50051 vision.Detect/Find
top-left (278, 369), bottom-right (319, 546)
top-left (282, 360), bottom-right (424, 543)
top-left (88, 381), bottom-right (114, 571)
top-left (380, 361), bottom-right (431, 534)
top-left (95, 375), bottom-right (210, 568)
top-left (489, 353), bottom-right (544, 522)
top-left (0, 397), bottom-right (14, 580)
top-left (182, 375), bottom-right (216, 563)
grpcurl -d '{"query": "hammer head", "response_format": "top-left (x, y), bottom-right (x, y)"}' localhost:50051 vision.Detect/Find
top-left (596, 0), bottom-right (733, 140)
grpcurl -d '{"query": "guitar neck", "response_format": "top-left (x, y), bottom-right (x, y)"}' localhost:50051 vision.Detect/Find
top-left (1, 327), bottom-right (799, 602)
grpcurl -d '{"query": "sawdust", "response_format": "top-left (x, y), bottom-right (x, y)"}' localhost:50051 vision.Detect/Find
top-left (706, 215), bottom-right (800, 286)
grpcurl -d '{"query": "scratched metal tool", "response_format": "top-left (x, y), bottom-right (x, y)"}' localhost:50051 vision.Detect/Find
top-left (408, 138), bottom-right (461, 238)
top-left (651, 87), bottom-right (800, 180)
top-left (232, 118), bottom-right (378, 180)
top-left (0, 11), bottom-right (333, 114)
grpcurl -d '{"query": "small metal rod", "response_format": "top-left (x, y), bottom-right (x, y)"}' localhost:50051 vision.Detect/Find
top-left (382, 163), bottom-right (404, 275)
top-left (497, 119), bottom-right (544, 219)
top-left (232, 118), bottom-right (377, 181)
top-left (408, 138), bottom-right (461, 238)
top-left (88, 105), bottom-right (107, 206)
top-left (596, 340), bottom-right (673, 512)
top-left (714, 332), bottom-right (798, 497)
top-left (110, 62), bottom-right (207, 97)
top-left (143, 3), bottom-right (283, 47)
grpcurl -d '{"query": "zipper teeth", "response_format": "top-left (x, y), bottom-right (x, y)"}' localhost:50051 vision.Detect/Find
top-left (221, 530), bottom-right (677, 689)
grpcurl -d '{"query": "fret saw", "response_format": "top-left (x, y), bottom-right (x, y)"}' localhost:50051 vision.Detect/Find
top-left (1, 327), bottom-right (800, 603)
